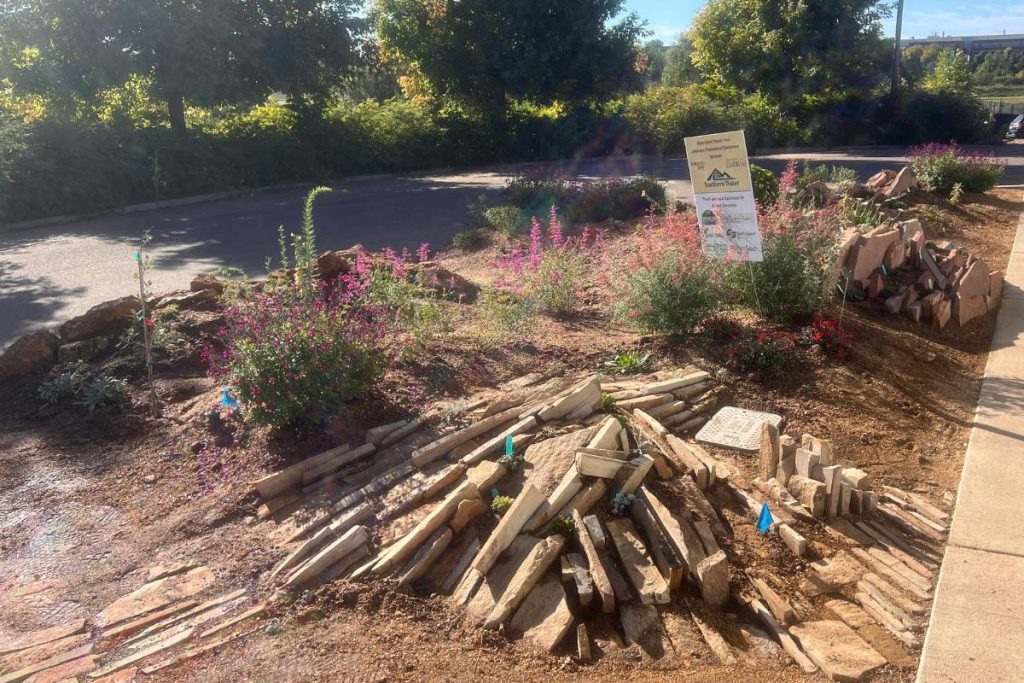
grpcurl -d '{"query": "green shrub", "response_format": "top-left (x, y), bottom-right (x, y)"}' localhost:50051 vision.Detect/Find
top-left (750, 164), bottom-right (779, 206)
top-left (76, 376), bottom-right (128, 413)
top-left (614, 251), bottom-right (722, 334)
top-left (605, 350), bottom-right (652, 375)
top-left (39, 367), bottom-right (82, 405)
top-left (483, 205), bottom-right (526, 234)
top-left (727, 207), bottom-right (841, 321)
top-left (452, 228), bottom-right (488, 251)
top-left (524, 247), bottom-right (591, 316)
top-left (719, 325), bottom-right (798, 379)
top-left (475, 288), bottom-right (537, 348)
top-left (491, 495), bottom-right (515, 517)
top-left (504, 174), bottom-right (665, 224)
top-left (908, 143), bottom-right (1005, 194)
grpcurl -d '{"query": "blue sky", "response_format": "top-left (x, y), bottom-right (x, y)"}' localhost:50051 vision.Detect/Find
top-left (624, 1), bottom-right (1024, 44)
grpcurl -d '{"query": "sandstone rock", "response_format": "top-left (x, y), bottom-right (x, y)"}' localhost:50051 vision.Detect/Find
top-left (60, 296), bottom-right (139, 343)
top-left (849, 229), bottom-right (898, 281)
top-left (932, 298), bottom-right (952, 329)
top-left (190, 274), bottom-right (224, 293)
top-left (0, 330), bottom-right (59, 382)
top-left (866, 271), bottom-right (885, 299)
top-left (316, 250), bottom-right (352, 279)
top-left (905, 301), bottom-right (923, 322)
top-left (451, 498), bottom-right (489, 533)
top-left (883, 294), bottom-right (903, 315)
top-left (841, 468), bottom-right (870, 491)
top-left (789, 475), bottom-right (826, 518)
top-left (954, 294), bottom-right (987, 327)
top-left (508, 575), bottom-right (574, 652)
top-left (789, 620), bottom-right (886, 682)
top-left (958, 259), bottom-right (991, 297)
top-left (990, 269), bottom-right (1005, 299)
top-left (883, 166), bottom-right (915, 198)
top-left (865, 170), bottom-right (895, 191)
top-left (837, 228), bottom-right (862, 278)
top-left (921, 291), bottom-right (943, 318)
top-left (882, 240), bottom-right (907, 271)
top-left (156, 288), bottom-right (220, 312)
top-left (810, 551), bottom-right (866, 590)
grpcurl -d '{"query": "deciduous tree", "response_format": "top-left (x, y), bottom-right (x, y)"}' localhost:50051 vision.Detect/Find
top-left (689, 0), bottom-right (890, 103)
top-left (372, 0), bottom-right (646, 112)
top-left (0, 0), bottom-right (364, 132)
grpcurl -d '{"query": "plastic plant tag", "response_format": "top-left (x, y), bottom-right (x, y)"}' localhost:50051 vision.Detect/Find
top-left (756, 502), bottom-right (774, 535)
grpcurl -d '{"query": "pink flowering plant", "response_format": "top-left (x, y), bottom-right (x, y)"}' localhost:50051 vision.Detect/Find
top-left (205, 188), bottom-right (435, 429)
top-left (724, 200), bottom-right (843, 321)
top-left (206, 278), bottom-right (400, 429)
top-left (496, 207), bottom-right (598, 317)
top-left (907, 142), bottom-right (1005, 194)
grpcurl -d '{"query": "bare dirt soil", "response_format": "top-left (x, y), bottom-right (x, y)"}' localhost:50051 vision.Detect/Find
top-left (1, 188), bottom-right (1019, 682)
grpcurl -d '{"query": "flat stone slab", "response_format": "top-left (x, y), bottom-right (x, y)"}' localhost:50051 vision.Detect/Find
top-left (810, 550), bottom-right (866, 590)
top-left (508, 575), bottom-right (574, 652)
top-left (790, 620), bottom-right (886, 682)
top-left (523, 428), bottom-right (594, 497)
top-left (696, 407), bottom-right (784, 452)
top-left (95, 567), bottom-right (216, 627)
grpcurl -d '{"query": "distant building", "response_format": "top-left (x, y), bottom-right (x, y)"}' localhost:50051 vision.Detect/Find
top-left (900, 34), bottom-right (1024, 59)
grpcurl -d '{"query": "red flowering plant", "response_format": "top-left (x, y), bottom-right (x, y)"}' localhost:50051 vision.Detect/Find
top-left (723, 325), bottom-right (799, 378)
top-left (605, 209), bottom-right (726, 334)
top-left (802, 313), bottom-right (853, 360)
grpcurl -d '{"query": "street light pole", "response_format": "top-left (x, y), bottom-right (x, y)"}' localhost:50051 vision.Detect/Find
top-left (890, 0), bottom-right (906, 99)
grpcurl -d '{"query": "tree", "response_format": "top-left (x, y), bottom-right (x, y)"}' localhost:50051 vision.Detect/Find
top-left (639, 40), bottom-right (668, 86)
top-left (923, 49), bottom-right (971, 94)
top-left (663, 35), bottom-right (699, 87)
top-left (372, 0), bottom-right (647, 112)
top-left (689, 0), bottom-right (890, 103)
top-left (0, 0), bottom-right (364, 132)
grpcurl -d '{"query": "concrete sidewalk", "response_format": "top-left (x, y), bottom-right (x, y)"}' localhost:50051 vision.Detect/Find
top-left (917, 194), bottom-right (1024, 682)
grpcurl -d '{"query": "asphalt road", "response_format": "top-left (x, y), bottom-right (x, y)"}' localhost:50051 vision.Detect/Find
top-left (3, 145), bottom-right (1024, 349)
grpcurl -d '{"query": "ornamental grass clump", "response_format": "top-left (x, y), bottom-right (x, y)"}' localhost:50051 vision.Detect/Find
top-left (908, 143), bottom-right (1005, 194)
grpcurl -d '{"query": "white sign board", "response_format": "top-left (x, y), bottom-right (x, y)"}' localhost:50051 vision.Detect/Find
top-left (683, 130), bottom-right (763, 262)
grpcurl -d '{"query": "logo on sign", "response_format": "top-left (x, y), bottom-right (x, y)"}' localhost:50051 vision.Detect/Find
top-left (700, 209), bottom-right (716, 226)
top-left (705, 168), bottom-right (740, 189)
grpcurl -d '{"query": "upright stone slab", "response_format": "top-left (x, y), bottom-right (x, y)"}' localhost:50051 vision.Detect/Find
top-left (850, 229), bottom-right (898, 280)
top-left (695, 407), bottom-right (784, 453)
top-left (759, 422), bottom-right (781, 481)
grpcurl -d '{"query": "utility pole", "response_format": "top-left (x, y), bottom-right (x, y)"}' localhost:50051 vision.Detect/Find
top-left (890, 0), bottom-right (906, 99)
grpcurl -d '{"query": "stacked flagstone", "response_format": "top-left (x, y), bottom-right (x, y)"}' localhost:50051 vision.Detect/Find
top-left (840, 218), bottom-right (1004, 328)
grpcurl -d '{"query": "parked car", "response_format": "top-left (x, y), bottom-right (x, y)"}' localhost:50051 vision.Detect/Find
top-left (1006, 114), bottom-right (1024, 140)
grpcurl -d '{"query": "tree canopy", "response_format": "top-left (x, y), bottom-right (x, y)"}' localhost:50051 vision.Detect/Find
top-left (0, 0), bottom-right (365, 131)
top-left (690, 0), bottom-right (890, 103)
top-left (372, 0), bottom-right (647, 111)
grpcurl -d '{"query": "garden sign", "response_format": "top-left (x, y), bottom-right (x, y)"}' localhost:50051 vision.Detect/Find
top-left (683, 130), bottom-right (763, 262)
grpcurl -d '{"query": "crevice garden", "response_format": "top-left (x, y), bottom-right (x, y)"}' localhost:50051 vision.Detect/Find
top-left (0, 146), bottom-right (1019, 682)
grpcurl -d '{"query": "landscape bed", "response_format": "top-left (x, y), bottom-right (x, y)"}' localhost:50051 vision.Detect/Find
top-left (0, 170), bottom-right (1020, 682)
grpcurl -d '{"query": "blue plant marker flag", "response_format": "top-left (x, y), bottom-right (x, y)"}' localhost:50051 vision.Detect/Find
top-left (504, 435), bottom-right (514, 457)
top-left (757, 502), bottom-right (774, 535)
top-left (220, 388), bottom-right (239, 409)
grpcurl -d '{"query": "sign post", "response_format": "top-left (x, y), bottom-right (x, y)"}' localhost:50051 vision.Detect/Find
top-left (683, 130), bottom-right (763, 263)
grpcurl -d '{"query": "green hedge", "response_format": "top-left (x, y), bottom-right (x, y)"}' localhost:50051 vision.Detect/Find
top-left (0, 85), bottom-right (998, 223)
